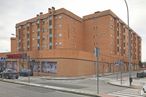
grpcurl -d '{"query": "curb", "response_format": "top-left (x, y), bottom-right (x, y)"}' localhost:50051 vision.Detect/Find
top-left (40, 73), bottom-right (115, 80)
top-left (107, 81), bottom-right (142, 89)
top-left (41, 76), bottom-right (87, 80)
top-left (0, 79), bottom-right (100, 97)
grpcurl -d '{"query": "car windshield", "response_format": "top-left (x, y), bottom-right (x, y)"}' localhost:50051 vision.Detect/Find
top-left (4, 69), bottom-right (16, 73)
top-left (21, 69), bottom-right (30, 72)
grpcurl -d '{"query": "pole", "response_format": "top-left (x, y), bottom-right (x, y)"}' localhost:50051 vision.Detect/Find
top-left (120, 65), bottom-right (122, 85)
top-left (95, 48), bottom-right (100, 94)
top-left (96, 56), bottom-right (99, 94)
top-left (123, 0), bottom-right (131, 86)
top-left (27, 56), bottom-right (30, 83)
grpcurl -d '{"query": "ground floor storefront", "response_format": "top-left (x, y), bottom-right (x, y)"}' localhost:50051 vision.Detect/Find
top-left (0, 50), bottom-right (140, 77)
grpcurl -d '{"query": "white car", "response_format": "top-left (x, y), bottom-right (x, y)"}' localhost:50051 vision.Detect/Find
top-left (141, 85), bottom-right (146, 96)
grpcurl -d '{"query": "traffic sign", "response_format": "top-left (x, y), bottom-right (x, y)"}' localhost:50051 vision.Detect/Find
top-left (94, 48), bottom-right (100, 57)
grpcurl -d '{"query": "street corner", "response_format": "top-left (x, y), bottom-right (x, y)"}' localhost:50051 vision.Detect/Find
top-left (107, 79), bottom-right (131, 88)
top-left (107, 78), bottom-right (142, 89)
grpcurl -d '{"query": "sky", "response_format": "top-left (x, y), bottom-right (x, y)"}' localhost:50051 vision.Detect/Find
top-left (0, 0), bottom-right (146, 61)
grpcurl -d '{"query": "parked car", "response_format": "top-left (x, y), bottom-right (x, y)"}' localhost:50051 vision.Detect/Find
top-left (0, 69), bottom-right (19, 79)
top-left (140, 84), bottom-right (146, 96)
top-left (19, 69), bottom-right (33, 77)
top-left (137, 70), bottom-right (146, 78)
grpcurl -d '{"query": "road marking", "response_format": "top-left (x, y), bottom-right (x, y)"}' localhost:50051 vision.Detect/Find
top-left (108, 88), bottom-right (142, 97)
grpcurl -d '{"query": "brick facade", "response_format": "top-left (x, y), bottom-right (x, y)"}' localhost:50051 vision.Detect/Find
top-left (0, 7), bottom-right (141, 77)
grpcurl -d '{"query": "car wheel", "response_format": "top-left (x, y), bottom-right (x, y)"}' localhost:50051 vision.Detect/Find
top-left (16, 76), bottom-right (18, 79)
top-left (6, 75), bottom-right (9, 79)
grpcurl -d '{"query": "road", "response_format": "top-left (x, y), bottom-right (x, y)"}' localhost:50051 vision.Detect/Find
top-left (16, 75), bottom-right (127, 94)
top-left (0, 71), bottom-right (141, 97)
top-left (0, 81), bottom-right (95, 97)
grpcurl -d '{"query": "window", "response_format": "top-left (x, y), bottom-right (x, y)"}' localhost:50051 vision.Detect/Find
top-left (37, 20), bottom-right (40, 24)
top-left (58, 33), bottom-right (62, 37)
top-left (42, 20), bottom-right (45, 24)
top-left (33, 62), bottom-right (40, 72)
top-left (59, 42), bottom-right (62, 46)
top-left (18, 32), bottom-right (21, 40)
top-left (49, 37), bottom-right (52, 42)
top-left (27, 26), bottom-right (29, 31)
top-left (49, 29), bottom-right (52, 33)
top-left (49, 29), bottom-right (52, 37)
top-left (27, 41), bottom-right (30, 50)
top-left (49, 45), bottom-right (52, 49)
top-left (49, 16), bottom-right (52, 20)
top-left (49, 42), bottom-right (52, 46)
top-left (38, 39), bottom-right (40, 44)
top-left (27, 32), bottom-right (30, 38)
top-left (58, 15), bottom-right (62, 19)
top-left (27, 40), bottom-right (30, 46)
top-left (117, 47), bottom-right (119, 52)
top-left (123, 42), bottom-right (126, 47)
top-left (37, 36), bottom-right (40, 39)
top-left (37, 28), bottom-right (40, 32)
top-left (38, 39), bottom-right (40, 50)
top-left (117, 31), bottom-right (119, 36)
top-left (49, 20), bottom-right (52, 25)
top-left (117, 39), bottom-right (119, 44)
top-left (55, 42), bottom-right (58, 46)
top-left (123, 35), bottom-right (126, 40)
top-left (41, 61), bottom-right (57, 73)
top-left (49, 25), bottom-right (52, 29)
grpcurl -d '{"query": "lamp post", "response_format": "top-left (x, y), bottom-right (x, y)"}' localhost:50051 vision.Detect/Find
top-left (123, 0), bottom-right (131, 86)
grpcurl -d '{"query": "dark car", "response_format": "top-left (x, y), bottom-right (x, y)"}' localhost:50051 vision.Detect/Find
top-left (0, 69), bottom-right (19, 79)
top-left (19, 69), bottom-right (33, 77)
top-left (137, 70), bottom-right (146, 78)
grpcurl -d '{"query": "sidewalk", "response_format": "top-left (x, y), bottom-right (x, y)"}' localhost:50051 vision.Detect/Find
top-left (108, 77), bottom-right (146, 89)
top-left (40, 72), bottom-right (115, 80)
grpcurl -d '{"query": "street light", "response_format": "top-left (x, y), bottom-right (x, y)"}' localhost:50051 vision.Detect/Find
top-left (123, 0), bottom-right (131, 86)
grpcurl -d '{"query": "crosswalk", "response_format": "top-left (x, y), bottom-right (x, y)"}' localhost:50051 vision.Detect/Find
top-left (108, 88), bottom-right (143, 97)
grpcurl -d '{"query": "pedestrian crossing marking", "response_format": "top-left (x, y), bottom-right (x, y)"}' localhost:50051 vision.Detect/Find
top-left (108, 88), bottom-right (143, 97)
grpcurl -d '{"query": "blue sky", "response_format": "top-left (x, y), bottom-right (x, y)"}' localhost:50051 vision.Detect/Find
top-left (0, 0), bottom-right (146, 61)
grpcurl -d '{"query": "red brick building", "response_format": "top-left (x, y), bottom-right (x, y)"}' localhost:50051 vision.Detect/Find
top-left (0, 7), bottom-right (141, 77)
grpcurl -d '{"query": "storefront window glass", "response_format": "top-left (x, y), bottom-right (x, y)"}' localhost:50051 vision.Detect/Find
top-left (41, 61), bottom-right (57, 73)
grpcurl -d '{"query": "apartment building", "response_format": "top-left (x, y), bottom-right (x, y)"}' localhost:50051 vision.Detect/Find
top-left (0, 7), bottom-right (141, 77)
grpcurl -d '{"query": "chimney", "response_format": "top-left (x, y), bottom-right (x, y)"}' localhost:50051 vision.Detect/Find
top-left (95, 11), bottom-right (100, 14)
top-left (48, 8), bottom-right (52, 14)
top-left (40, 12), bottom-right (43, 15)
top-left (52, 7), bottom-right (55, 10)
top-left (52, 7), bottom-right (55, 14)
top-left (36, 14), bottom-right (39, 17)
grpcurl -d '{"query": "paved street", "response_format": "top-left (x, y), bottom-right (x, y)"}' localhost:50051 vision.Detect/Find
top-left (0, 71), bottom-right (144, 97)
top-left (0, 81), bottom-right (95, 97)
top-left (17, 76), bottom-right (127, 94)
top-left (108, 88), bottom-right (142, 97)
